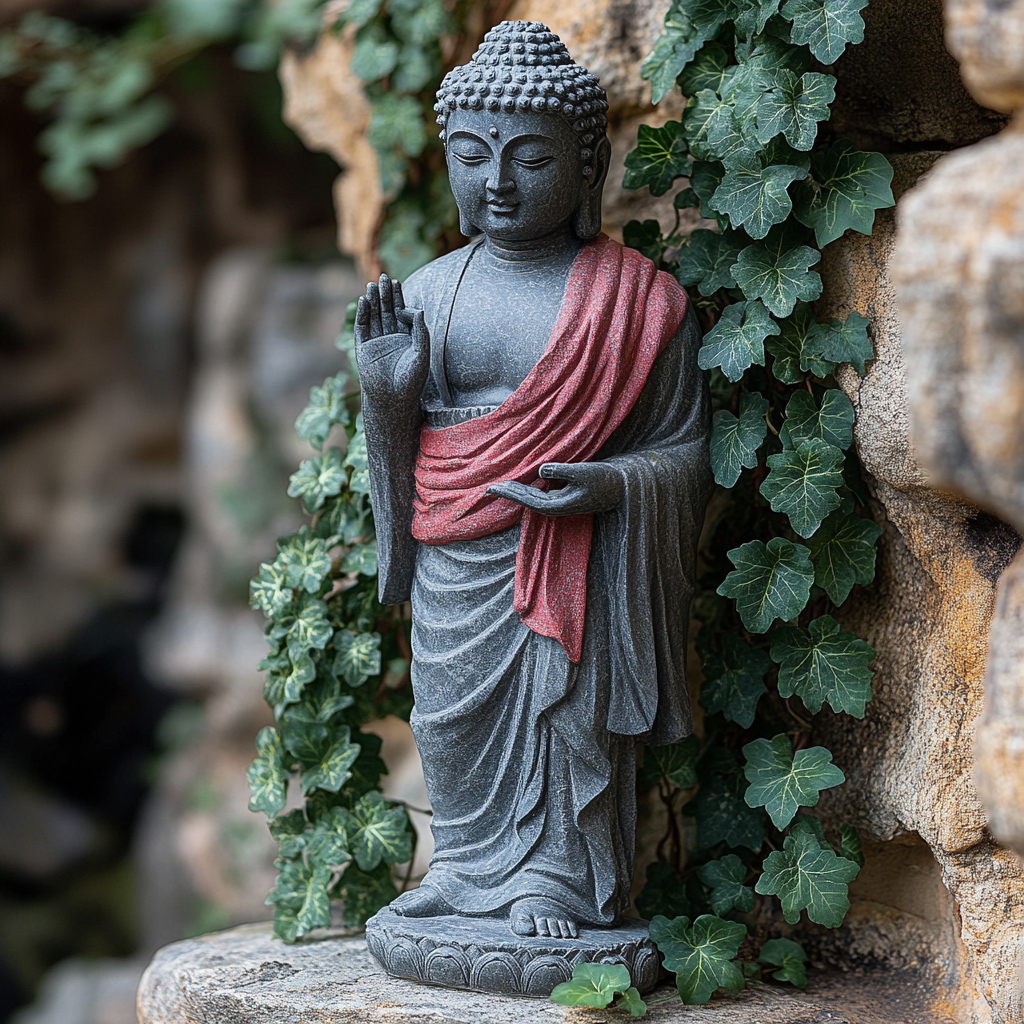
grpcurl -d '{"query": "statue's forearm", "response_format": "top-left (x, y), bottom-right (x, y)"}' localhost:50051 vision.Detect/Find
top-left (362, 396), bottom-right (422, 604)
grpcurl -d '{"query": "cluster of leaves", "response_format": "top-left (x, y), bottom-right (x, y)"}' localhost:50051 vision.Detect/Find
top-left (567, 0), bottom-right (890, 1009)
top-left (0, 0), bottom-right (327, 198)
top-left (551, 964), bottom-right (647, 1017)
top-left (247, 343), bottom-right (421, 941)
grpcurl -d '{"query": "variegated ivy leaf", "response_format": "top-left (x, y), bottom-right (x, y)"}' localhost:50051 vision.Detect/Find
top-left (755, 827), bottom-right (860, 927)
top-left (766, 303), bottom-right (836, 381)
top-left (782, 389), bottom-right (854, 450)
top-left (810, 311), bottom-right (873, 373)
top-left (781, 0), bottom-right (868, 65)
top-left (717, 537), bottom-right (814, 633)
top-left (743, 733), bottom-right (845, 828)
top-left (342, 540), bottom-right (379, 577)
top-left (793, 140), bottom-right (895, 247)
top-left (808, 508), bottom-right (881, 605)
top-left (698, 300), bottom-right (781, 382)
top-left (288, 447), bottom-right (346, 512)
top-left (685, 90), bottom-right (761, 169)
top-left (771, 615), bottom-right (875, 717)
top-left (268, 808), bottom-right (307, 859)
top-left (271, 591), bottom-right (333, 660)
top-left (315, 493), bottom-right (366, 547)
top-left (250, 561), bottom-right (293, 617)
top-left (333, 630), bottom-right (381, 687)
top-left (762, 437), bottom-right (845, 538)
top-left (700, 632), bottom-right (772, 727)
top-left (732, 227), bottom-right (822, 317)
top-left (650, 914), bottom-right (747, 1005)
top-left (267, 857), bottom-right (334, 941)
top-left (677, 41), bottom-right (731, 96)
top-left (296, 372), bottom-right (349, 451)
top-left (641, 5), bottom-right (708, 104)
top-left (711, 160), bottom-right (808, 239)
top-left (346, 417), bottom-right (371, 495)
top-left (675, 228), bottom-right (743, 296)
top-left (248, 726), bottom-right (290, 816)
top-left (697, 854), bottom-right (755, 915)
top-left (623, 121), bottom-right (691, 195)
top-left (297, 724), bottom-right (361, 795)
top-left (304, 806), bottom-right (352, 870)
top-left (338, 791), bottom-right (412, 871)
top-left (755, 69), bottom-right (836, 150)
top-left (710, 390), bottom-right (769, 487)
top-left (839, 823), bottom-right (865, 866)
top-left (334, 861), bottom-right (398, 928)
top-left (282, 651), bottom-right (316, 705)
top-left (277, 526), bottom-right (332, 594)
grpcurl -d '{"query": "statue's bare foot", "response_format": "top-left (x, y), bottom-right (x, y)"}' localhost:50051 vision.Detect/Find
top-left (391, 886), bottom-right (455, 918)
top-left (510, 898), bottom-right (579, 939)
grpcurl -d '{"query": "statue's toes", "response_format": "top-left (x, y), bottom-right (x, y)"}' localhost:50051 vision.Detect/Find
top-left (509, 905), bottom-right (537, 936)
top-left (558, 918), bottom-right (579, 939)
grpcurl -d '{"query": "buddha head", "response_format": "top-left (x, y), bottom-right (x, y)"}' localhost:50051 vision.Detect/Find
top-left (434, 21), bottom-right (611, 243)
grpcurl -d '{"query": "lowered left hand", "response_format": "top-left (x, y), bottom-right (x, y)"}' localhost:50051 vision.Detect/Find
top-left (487, 462), bottom-right (624, 517)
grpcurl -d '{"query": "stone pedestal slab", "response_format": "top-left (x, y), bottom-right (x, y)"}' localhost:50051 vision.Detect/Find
top-left (364, 906), bottom-right (657, 995)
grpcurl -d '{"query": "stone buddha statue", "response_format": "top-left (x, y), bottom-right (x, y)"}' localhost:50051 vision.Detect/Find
top-left (357, 19), bottom-right (711, 968)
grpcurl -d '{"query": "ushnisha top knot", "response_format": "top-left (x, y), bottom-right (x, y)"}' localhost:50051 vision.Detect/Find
top-left (434, 21), bottom-right (608, 171)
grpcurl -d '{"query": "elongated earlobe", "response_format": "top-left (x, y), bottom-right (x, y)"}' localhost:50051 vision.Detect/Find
top-left (459, 209), bottom-right (480, 237)
top-left (573, 136), bottom-right (611, 241)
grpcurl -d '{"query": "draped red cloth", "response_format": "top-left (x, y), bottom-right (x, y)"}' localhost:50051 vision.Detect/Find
top-left (411, 234), bottom-right (688, 662)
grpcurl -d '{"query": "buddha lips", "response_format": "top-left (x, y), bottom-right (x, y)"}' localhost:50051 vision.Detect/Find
top-left (411, 235), bottom-right (687, 662)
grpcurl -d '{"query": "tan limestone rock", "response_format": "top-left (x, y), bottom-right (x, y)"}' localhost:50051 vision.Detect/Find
top-left (946, 0), bottom-right (1024, 113)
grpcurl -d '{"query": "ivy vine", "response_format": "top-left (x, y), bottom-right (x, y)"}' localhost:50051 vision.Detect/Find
top-left (590, 0), bottom-right (891, 1008)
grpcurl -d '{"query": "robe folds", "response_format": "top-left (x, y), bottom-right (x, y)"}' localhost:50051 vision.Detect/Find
top-left (361, 235), bottom-right (712, 926)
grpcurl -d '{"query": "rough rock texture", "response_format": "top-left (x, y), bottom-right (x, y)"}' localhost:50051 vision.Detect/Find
top-left (136, 922), bottom-right (953, 1024)
top-left (893, 106), bottom-right (1024, 868)
top-left (946, 0), bottom-right (1024, 113)
top-left (812, 154), bottom-right (1024, 1024)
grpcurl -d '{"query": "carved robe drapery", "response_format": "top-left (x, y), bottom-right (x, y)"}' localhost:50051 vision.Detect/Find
top-left (361, 236), bottom-right (711, 924)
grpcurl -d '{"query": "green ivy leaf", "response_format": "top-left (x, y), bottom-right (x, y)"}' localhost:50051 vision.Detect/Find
top-left (685, 90), bottom-right (761, 169)
top-left (700, 633), bottom-right (772, 728)
top-left (623, 121), bottom-right (690, 196)
top-left (717, 537), bottom-right (814, 633)
top-left (732, 230), bottom-right (822, 317)
top-left (710, 391), bottom-right (769, 487)
top-left (333, 861), bottom-right (398, 928)
top-left (636, 861), bottom-right (692, 920)
top-left (770, 615), bottom-right (875, 717)
top-left (272, 592), bottom-right (333, 660)
top-left (756, 827), bottom-right (859, 926)
top-left (288, 447), bottom-right (346, 513)
top-left (698, 300), bottom-right (781, 382)
top-left (650, 914), bottom-right (747, 1004)
top-left (350, 23), bottom-right (399, 81)
top-left (793, 140), bottom-right (894, 247)
top-left (298, 724), bottom-right (361, 795)
top-left (296, 373), bottom-right (349, 451)
top-left (642, 734), bottom-right (700, 789)
top-left (550, 962), bottom-right (630, 1009)
top-left (762, 437), bottom-right (844, 538)
top-left (691, 160), bottom-right (728, 228)
top-left (250, 561), bottom-right (293, 617)
top-left (810, 311), bottom-right (873, 373)
top-left (781, 0), bottom-right (868, 64)
top-left (369, 92), bottom-right (427, 171)
top-left (277, 526), bottom-right (332, 594)
top-left (641, 4), bottom-right (707, 104)
top-left (697, 854), bottom-right (755, 915)
top-left (677, 41), bottom-right (732, 95)
top-left (755, 70), bottom-right (835, 150)
top-left (338, 791), bottom-right (411, 870)
top-left (675, 229), bottom-right (743, 296)
top-left (618, 986), bottom-right (648, 1017)
top-left (248, 726), bottom-right (290, 816)
top-left (268, 808), bottom-right (307, 859)
top-left (711, 160), bottom-right (808, 239)
top-left (782, 389), bottom-right (854, 450)
top-left (624, 219), bottom-right (665, 263)
top-left (734, 0), bottom-right (783, 38)
top-left (766, 303), bottom-right (835, 381)
top-left (839, 823), bottom-right (865, 866)
top-left (688, 774), bottom-right (767, 851)
top-left (790, 812), bottom-right (830, 850)
top-left (333, 630), bottom-right (381, 687)
top-left (742, 733), bottom-right (845, 828)
top-left (393, 42), bottom-right (437, 92)
top-left (758, 937), bottom-right (808, 987)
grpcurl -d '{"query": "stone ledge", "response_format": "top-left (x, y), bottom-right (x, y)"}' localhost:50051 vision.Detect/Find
top-left (136, 922), bottom-right (953, 1024)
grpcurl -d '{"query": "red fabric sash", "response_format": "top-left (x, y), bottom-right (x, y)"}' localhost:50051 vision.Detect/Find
top-left (411, 234), bottom-right (688, 662)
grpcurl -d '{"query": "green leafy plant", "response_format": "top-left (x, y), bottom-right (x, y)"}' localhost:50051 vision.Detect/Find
top-left (620, 0), bottom-right (891, 1005)
top-left (551, 963), bottom-right (647, 1017)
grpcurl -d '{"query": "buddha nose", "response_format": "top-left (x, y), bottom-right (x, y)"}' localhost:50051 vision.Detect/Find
top-left (486, 176), bottom-right (515, 195)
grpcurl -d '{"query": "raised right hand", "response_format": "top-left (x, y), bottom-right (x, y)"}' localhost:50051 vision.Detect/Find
top-left (354, 273), bottom-right (430, 406)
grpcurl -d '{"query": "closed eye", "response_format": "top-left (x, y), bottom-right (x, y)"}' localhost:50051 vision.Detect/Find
top-left (514, 156), bottom-right (555, 168)
top-left (452, 152), bottom-right (489, 166)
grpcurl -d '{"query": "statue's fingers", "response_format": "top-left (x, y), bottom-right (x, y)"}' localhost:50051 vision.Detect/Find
top-left (379, 274), bottom-right (398, 335)
top-left (392, 279), bottom-right (406, 313)
top-left (355, 295), bottom-right (370, 344)
top-left (365, 282), bottom-right (382, 337)
top-left (410, 310), bottom-right (429, 357)
top-left (486, 482), bottom-right (549, 510)
top-left (539, 461), bottom-right (589, 483)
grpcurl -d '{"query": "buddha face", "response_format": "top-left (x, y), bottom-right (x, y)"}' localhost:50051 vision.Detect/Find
top-left (445, 108), bottom-right (600, 242)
